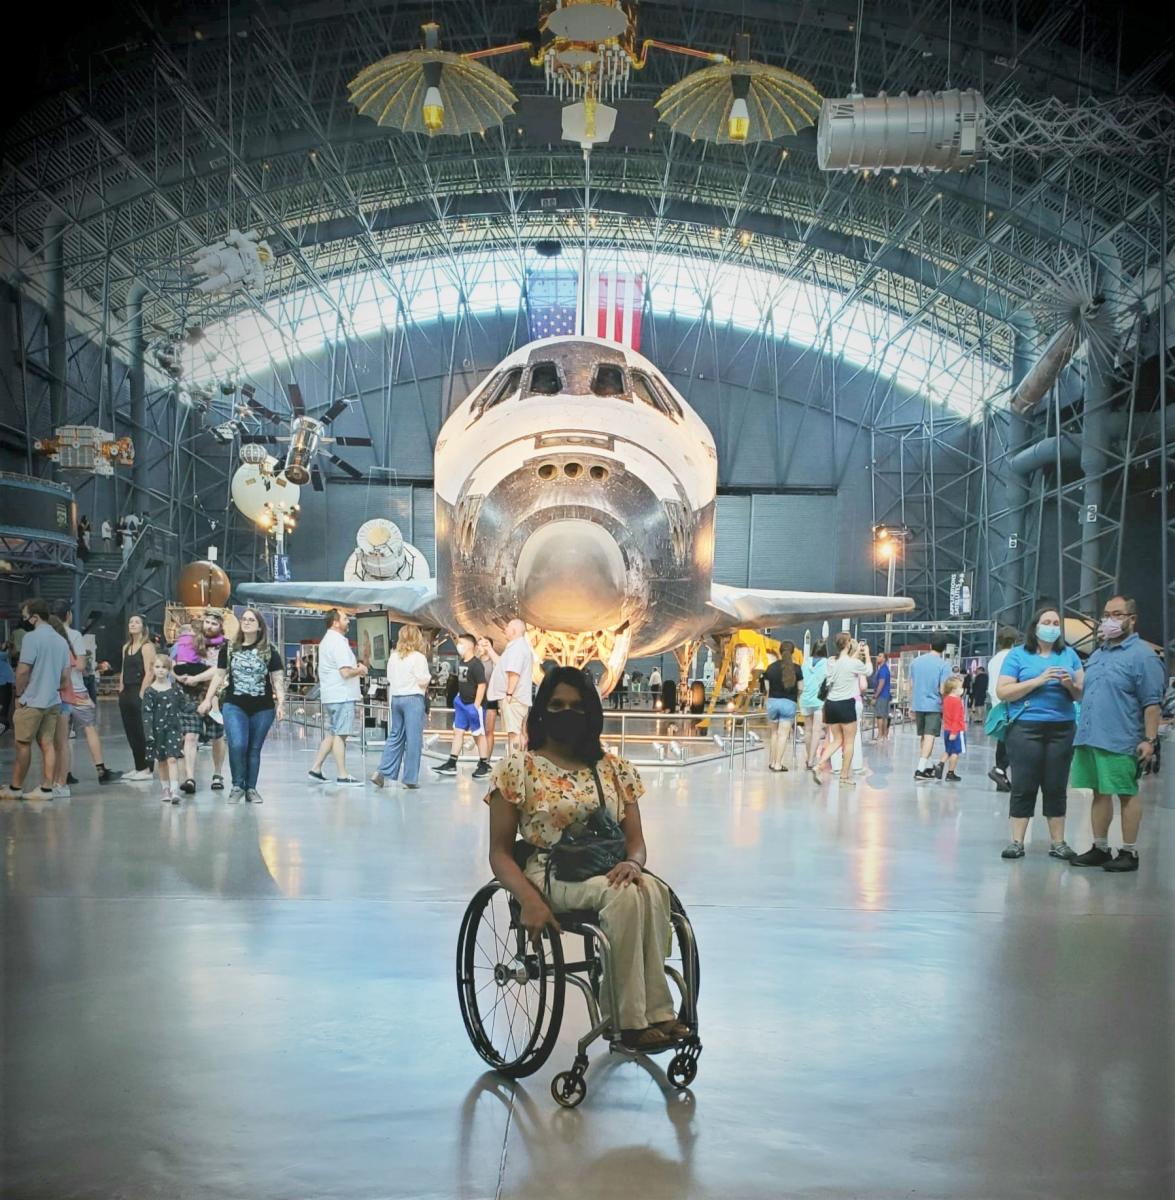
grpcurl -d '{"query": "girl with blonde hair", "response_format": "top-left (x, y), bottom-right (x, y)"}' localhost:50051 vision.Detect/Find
top-left (371, 624), bottom-right (432, 790)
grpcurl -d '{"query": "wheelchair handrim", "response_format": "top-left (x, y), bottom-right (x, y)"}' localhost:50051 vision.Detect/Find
top-left (457, 882), bottom-right (566, 1078)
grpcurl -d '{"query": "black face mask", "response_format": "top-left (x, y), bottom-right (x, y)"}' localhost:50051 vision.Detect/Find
top-left (20, 619), bottom-right (34, 632)
top-left (544, 708), bottom-right (588, 745)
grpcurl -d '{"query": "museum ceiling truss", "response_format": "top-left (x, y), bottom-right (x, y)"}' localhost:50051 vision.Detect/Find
top-left (1, 1), bottom-right (1172, 651)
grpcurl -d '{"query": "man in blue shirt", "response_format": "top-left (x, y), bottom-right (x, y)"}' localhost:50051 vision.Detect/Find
top-left (1070, 596), bottom-right (1166, 873)
top-left (873, 655), bottom-right (893, 741)
top-left (3, 599), bottom-right (71, 799)
top-left (911, 634), bottom-right (953, 780)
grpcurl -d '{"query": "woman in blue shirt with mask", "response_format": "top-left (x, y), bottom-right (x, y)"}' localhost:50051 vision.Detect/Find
top-left (996, 604), bottom-right (1084, 861)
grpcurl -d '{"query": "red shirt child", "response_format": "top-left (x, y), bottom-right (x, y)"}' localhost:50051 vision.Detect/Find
top-left (943, 691), bottom-right (966, 735)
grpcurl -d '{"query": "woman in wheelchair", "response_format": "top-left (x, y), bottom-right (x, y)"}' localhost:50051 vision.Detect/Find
top-left (486, 666), bottom-right (689, 1053)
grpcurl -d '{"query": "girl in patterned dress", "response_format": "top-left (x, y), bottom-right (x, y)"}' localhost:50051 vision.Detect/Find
top-left (141, 656), bottom-right (185, 804)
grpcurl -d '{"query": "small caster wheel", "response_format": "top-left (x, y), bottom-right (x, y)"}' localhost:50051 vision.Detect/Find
top-left (551, 1070), bottom-right (587, 1108)
top-left (667, 1053), bottom-right (697, 1089)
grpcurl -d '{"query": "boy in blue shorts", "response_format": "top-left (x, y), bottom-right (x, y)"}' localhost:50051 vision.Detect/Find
top-left (435, 633), bottom-right (490, 778)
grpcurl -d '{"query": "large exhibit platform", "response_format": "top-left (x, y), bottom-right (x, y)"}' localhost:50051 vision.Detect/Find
top-left (2, 705), bottom-right (1171, 1199)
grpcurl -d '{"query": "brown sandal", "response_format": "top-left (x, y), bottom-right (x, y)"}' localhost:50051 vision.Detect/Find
top-left (656, 1020), bottom-right (691, 1040)
top-left (621, 1027), bottom-right (671, 1050)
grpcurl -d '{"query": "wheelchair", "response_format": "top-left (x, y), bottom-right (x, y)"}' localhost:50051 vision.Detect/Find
top-left (456, 846), bottom-right (702, 1107)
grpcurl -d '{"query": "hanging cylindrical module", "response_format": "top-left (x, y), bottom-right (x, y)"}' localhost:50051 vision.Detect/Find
top-left (817, 89), bottom-right (987, 171)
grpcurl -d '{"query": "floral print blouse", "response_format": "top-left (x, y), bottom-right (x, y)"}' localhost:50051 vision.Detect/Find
top-left (487, 750), bottom-right (645, 850)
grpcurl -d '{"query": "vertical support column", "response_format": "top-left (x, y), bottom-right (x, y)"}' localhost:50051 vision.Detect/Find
top-left (127, 282), bottom-right (150, 516)
top-left (44, 215), bottom-right (67, 432)
top-left (988, 325), bottom-right (1035, 627)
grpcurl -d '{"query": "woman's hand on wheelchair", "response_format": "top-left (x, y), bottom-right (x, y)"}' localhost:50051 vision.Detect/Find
top-left (520, 896), bottom-right (559, 946)
top-left (606, 860), bottom-right (642, 888)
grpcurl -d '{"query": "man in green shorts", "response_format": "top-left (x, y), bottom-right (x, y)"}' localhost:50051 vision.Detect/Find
top-left (1070, 596), bottom-right (1166, 873)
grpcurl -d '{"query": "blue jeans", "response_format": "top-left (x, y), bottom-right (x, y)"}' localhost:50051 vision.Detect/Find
top-left (378, 694), bottom-right (426, 785)
top-left (221, 703), bottom-right (276, 790)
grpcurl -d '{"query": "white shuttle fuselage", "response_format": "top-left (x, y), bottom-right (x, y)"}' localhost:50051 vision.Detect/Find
top-left (239, 336), bottom-right (913, 684)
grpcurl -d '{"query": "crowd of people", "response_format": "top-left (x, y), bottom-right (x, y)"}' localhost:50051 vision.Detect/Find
top-left (1, 590), bottom-right (1169, 877)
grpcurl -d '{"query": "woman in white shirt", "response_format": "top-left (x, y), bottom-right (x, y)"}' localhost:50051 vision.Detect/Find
top-left (371, 624), bottom-right (432, 790)
top-left (811, 632), bottom-right (870, 787)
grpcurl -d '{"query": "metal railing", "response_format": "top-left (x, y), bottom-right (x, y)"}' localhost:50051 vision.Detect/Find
top-left (276, 694), bottom-right (762, 769)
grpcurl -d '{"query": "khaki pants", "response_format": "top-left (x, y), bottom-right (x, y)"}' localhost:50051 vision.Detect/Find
top-left (525, 854), bottom-right (676, 1031)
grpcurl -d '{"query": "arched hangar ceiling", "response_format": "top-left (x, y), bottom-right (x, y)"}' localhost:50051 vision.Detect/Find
top-left (3, 0), bottom-right (1172, 365)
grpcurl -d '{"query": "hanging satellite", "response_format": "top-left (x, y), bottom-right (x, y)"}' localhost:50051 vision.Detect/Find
top-left (655, 33), bottom-right (821, 145)
top-left (1011, 253), bottom-right (1122, 413)
top-left (348, 22), bottom-right (521, 137)
top-left (35, 426), bottom-right (135, 475)
top-left (343, 519), bottom-right (431, 583)
top-left (237, 383), bottom-right (373, 490)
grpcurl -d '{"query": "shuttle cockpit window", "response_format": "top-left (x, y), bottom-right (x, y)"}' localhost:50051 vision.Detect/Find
top-left (631, 370), bottom-right (683, 419)
top-left (590, 363), bottom-right (627, 398)
top-left (526, 360), bottom-right (563, 397)
top-left (473, 367), bottom-right (523, 418)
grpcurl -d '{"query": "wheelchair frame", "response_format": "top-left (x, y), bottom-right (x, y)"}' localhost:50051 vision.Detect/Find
top-left (456, 872), bottom-right (702, 1107)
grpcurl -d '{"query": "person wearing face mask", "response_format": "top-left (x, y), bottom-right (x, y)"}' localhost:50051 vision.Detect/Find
top-left (995, 604), bottom-right (1084, 861)
top-left (485, 665), bottom-right (684, 1052)
top-left (1069, 596), bottom-right (1166, 872)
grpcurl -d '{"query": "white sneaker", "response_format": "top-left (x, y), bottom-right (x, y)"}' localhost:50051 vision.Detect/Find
top-left (125, 769), bottom-right (154, 782)
top-left (52, 784), bottom-right (71, 799)
top-left (23, 786), bottom-right (54, 800)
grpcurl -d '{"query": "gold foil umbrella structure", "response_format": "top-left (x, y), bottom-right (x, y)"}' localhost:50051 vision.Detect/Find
top-left (348, 23), bottom-right (519, 137)
top-left (655, 33), bottom-right (821, 145)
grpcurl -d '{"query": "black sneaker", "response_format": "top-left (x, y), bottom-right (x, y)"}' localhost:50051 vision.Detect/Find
top-left (66, 772), bottom-right (79, 785)
top-left (987, 767), bottom-right (1008, 787)
top-left (307, 769), bottom-right (326, 782)
top-left (1001, 840), bottom-right (1025, 859)
top-left (180, 778), bottom-right (196, 795)
top-left (433, 760), bottom-right (459, 776)
top-left (97, 768), bottom-right (122, 784)
top-left (1071, 845), bottom-right (1113, 867)
top-left (210, 774), bottom-right (224, 791)
top-left (945, 771), bottom-right (962, 782)
top-left (472, 761), bottom-right (492, 779)
top-left (1104, 849), bottom-right (1139, 873)
top-left (933, 762), bottom-right (945, 780)
top-left (996, 781), bottom-right (1012, 793)
top-left (914, 769), bottom-right (932, 780)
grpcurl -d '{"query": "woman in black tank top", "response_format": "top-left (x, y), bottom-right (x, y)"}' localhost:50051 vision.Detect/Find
top-left (118, 615), bottom-right (156, 774)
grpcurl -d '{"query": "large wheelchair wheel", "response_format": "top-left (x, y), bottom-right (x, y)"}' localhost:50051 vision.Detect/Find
top-left (667, 889), bottom-right (701, 1025)
top-left (457, 882), bottom-right (566, 1078)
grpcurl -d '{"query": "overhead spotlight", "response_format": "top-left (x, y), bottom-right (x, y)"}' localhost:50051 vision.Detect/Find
top-left (282, 415), bottom-right (323, 485)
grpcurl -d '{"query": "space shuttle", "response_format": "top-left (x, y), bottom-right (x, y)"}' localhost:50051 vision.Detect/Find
top-left (239, 337), bottom-right (913, 690)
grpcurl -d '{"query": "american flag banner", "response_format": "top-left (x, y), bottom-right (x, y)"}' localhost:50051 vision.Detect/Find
top-left (526, 268), bottom-right (579, 340)
top-left (527, 265), bottom-right (645, 351)
top-left (585, 267), bottom-right (644, 352)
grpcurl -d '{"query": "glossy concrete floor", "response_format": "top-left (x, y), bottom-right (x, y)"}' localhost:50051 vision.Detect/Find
top-left (2, 708), bottom-right (1172, 1200)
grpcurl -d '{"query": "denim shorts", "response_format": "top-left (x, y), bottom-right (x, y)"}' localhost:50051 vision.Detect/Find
top-left (323, 701), bottom-right (354, 736)
top-left (766, 698), bottom-right (797, 723)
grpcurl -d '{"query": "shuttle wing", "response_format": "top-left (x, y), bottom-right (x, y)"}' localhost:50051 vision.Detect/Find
top-left (236, 579), bottom-right (448, 627)
top-left (706, 583), bottom-right (915, 633)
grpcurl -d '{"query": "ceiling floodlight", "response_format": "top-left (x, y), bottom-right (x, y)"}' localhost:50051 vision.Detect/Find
top-left (817, 89), bottom-right (987, 172)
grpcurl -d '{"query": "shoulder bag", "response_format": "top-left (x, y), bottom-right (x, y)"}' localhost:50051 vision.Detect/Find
top-left (545, 760), bottom-right (628, 886)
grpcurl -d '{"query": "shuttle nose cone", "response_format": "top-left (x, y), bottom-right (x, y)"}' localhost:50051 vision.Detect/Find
top-left (515, 519), bottom-right (627, 631)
